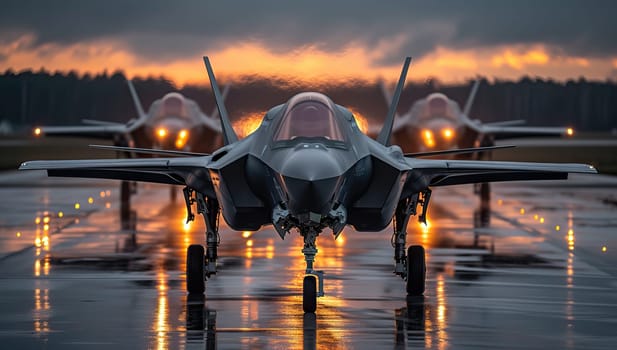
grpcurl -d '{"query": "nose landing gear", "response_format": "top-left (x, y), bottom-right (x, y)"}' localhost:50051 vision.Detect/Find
top-left (301, 226), bottom-right (325, 313)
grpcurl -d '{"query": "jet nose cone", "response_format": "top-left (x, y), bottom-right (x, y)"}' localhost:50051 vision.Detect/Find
top-left (280, 146), bottom-right (343, 181)
top-left (279, 146), bottom-right (345, 217)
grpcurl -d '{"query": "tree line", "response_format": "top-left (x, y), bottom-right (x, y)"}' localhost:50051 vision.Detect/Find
top-left (1, 69), bottom-right (616, 132)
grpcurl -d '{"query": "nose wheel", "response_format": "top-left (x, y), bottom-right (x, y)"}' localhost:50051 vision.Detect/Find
top-left (303, 275), bottom-right (317, 313)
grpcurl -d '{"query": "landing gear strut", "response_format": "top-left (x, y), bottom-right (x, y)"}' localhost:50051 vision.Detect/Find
top-left (184, 187), bottom-right (220, 294)
top-left (300, 226), bottom-right (324, 313)
top-left (392, 191), bottom-right (430, 296)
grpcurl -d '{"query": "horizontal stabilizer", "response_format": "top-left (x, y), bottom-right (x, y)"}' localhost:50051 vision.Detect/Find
top-left (81, 119), bottom-right (125, 126)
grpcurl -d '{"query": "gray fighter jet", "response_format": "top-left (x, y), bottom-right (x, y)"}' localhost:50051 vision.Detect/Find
top-left (376, 80), bottom-right (574, 155)
top-left (34, 80), bottom-right (226, 154)
top-left (20, 57), bottom-right (597, 313)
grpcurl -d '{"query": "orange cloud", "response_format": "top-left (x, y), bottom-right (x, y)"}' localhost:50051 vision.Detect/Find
top-left (1, 34), bottom-right (614, 85)
top-left (491, 47), bottom-right (550, 70)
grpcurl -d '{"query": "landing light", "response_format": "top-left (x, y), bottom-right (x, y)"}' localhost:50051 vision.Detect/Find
top-left (442, 128), bottom-right (454, 139)
top-left (157, 128), bottom-right (168, 138)
top-left (422, 129), bottom-right (435, 148)
top-left (566, 128), bottom-right (574, 136)
top-left (34, 128), bottom-right (42, 136)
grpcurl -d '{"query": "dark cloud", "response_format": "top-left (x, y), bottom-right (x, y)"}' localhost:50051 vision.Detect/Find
top-left (1, 0), bottom-right (616, 63)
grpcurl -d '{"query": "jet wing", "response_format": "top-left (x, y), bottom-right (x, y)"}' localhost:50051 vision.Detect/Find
top-left (404, 157), bottom-right (596, 190)
top-left (36, 124), bottom-right (131, 140)
top-left (19, 156), bottom-right (215, 196)
top-left (462, 115), bottom-right (571, 140)
top-left (473, 124), bottom-right (571, 140)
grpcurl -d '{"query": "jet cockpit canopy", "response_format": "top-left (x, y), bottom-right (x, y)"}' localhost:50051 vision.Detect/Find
top-left (274, 92), bottom-right (346, 142)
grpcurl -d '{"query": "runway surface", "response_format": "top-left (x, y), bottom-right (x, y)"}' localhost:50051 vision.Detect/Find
top-left (1, 170), bottom-right (616, 349)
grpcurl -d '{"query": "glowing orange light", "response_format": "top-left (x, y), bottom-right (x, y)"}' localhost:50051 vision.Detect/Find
top-left (35, 217), bottom-right (41, 224)
top-left (43, 224), bottom-right (49, 231)
top-left (242, 231), bottom-right (252, 239)
top-left (100, 191), bottom-right (106, 198)
top-left (497, 199), bottom-right (503, 206)
top-left (58, 211), bottom-right (63, 218)
top-left (246, 239), bottom-right (253, 247)
top-left (34, 127), bottom-right (42, 136)
top-left (346, 107), bottom-right (369, 134)
top-left (175, 138), bottom-right (187, 149)
top-left (16, 232), bottom-right (21, 237)
top-left (156, 128), bottom-right (167, 138)
top-left (533, 214), bottom-right (539, 220)
top-left (422, 129), bottom-right (435, 148)
top-left (520, 208), bottom-right (525, 215)
top-left (540, 217), bottom-right (545, 224)
top-left (233, 112), bottom-right (264, 138)
top-left (566, 128), bottom-right (574, 136)
top-left (105, 202), bottom-right (111, 209)
top-left (336, 232), bottom-right (345, 246)
top-left (43, 216), bottom-right (50, 224)
top-left (175, 129), bottom-right (190, 149)
top-left (442, 128), bottom-right (454, 139)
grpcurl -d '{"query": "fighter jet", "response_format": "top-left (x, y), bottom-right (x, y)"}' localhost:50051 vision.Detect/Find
top-left (19, 57), bottom-right (597, 313)
top-left (33, 80), bottom-right (226, 154)
top-left (377, 80), bottom-right (574, 156)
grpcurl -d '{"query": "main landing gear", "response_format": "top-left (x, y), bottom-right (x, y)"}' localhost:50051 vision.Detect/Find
top-left (184, 187), bottom-right (220, 295)
top-left (392, 190), bottom-right (430, 296)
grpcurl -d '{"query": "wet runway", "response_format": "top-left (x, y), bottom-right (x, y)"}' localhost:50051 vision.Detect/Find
top-left (1, 170), bottom-right (616, 349)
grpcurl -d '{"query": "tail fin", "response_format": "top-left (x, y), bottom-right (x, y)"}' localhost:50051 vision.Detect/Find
top-left (126, 79), bottom-right (147, 120)
top-left (209, 84), bottom-right (231, 120)
top-left (377, 57), bottom-right (411, 146)
top-left (203, 56), bottom-right (238, 145)
top-left (462, 79), bottom-right (480, 117)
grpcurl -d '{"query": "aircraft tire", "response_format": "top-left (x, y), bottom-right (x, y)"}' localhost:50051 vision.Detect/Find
top-left (187, 244), bottom-right (205, 294)
top-left (303, 275), bottom-right (317, 313)
top-left (406, 245), bottom-right (426, 295)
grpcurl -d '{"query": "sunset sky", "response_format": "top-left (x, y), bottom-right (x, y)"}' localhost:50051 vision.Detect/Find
top-left (1, 0), bottom-right (616, 86)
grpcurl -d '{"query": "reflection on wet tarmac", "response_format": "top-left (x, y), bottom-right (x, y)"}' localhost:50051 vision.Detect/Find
top-left (186, 294), bottom-right (216, 349)
top-left (2, 172), bottom-right (617, 348)
top-left (33, 285), bottom-right (50, 337)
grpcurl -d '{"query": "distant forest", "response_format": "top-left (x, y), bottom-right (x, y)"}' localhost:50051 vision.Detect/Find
top-left (1, 69), bottom-right (616, 132)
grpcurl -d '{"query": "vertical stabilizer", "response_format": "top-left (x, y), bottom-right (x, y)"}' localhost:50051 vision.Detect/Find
top-left (377, 57), bottom-right (411, 146)
top-left (462, 79), bottom-right (480, 117)
top-left (126, 80), bottom-right (147, 120)
top-left (203, 57), bottom-right (238, 145)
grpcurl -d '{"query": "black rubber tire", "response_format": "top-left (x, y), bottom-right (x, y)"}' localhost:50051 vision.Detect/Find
top-left (187, 244), bottom-right (205, 294)
top-left (406, 245), bottom-right (426, 295)
top-left (303, 275), bottom-right (317, 313)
